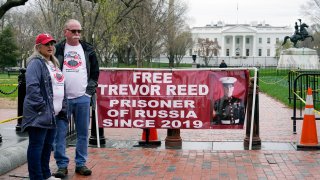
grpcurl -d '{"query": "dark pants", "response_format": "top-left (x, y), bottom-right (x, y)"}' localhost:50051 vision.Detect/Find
top-left (27, 127), bottom-right (56, 180)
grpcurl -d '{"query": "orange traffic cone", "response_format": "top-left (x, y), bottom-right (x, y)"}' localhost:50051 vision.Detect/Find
top-left (138, 128), bottom-right (161, 146)
top-left (297, 87), bottom-right (320, 149)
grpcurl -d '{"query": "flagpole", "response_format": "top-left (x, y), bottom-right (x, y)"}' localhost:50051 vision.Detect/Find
top-left (237, 2), bottom-right (239, 24)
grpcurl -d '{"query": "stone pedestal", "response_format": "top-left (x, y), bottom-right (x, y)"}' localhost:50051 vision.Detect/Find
top-left (165, 129), bottom-right (182, 149)
top-left (192, 62), bottom-right (197, 68)
top-left (277, 48), bottom-right (319, 69)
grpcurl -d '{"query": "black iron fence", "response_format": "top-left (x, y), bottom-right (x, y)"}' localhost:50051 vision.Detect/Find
top-left (288, 70), bottom-right (320, 133)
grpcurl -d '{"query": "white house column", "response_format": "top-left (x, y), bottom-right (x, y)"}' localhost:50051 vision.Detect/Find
top-left (252, 35), bottom-right (256, 57)
top-left (232, 35), bottom-right (235, 56)
top-left (220, 35), bottom-right (225, 56)
top-left (242, 35), bottom-right (246, 56)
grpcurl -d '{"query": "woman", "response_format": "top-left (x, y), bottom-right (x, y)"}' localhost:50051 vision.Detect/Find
top-left (22, 33), bottom-right (66, 180)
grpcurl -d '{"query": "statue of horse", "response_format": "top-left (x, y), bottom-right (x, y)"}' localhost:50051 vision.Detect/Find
top-left (282, 23), bottom-right (314, 48)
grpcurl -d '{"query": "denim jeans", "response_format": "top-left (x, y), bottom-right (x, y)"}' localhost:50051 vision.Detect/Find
top-left (27, 127), bottom-right (56, 180)
top-left (54, 95), bottom-right (91, 168)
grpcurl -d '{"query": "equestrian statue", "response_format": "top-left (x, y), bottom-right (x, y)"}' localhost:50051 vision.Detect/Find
top-left (282, 19), bottom-right (314, 48)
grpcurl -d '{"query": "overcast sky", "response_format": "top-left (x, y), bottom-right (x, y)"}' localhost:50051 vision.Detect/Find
top-left (183, 0), bottom-right (309, 28)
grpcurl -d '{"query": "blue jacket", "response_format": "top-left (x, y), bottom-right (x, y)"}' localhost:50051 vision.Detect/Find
top-left (21, 55), bottom-right (67, 132)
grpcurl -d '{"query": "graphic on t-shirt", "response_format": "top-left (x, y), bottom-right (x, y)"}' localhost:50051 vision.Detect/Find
top-left (54, 72), bottom-right (64, 83)
top-left (47, 61), bottom-right (64, 85)
top-left (64, 51), bottom-right (82, 70)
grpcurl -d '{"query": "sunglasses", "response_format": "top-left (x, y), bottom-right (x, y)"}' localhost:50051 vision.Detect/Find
top-left (44, 42), bottom-right (55, 47)
top-left (67, 29), bottom-right (82, 34)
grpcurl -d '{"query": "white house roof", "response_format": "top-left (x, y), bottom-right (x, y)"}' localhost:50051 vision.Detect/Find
top-left (222, 25), bottom-right (257, 33)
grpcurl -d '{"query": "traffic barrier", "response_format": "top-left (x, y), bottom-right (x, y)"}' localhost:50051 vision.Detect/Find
top-left (138, 128), bottom-right (161, 146)
top-left (297, 87), bottom-right (320, 150)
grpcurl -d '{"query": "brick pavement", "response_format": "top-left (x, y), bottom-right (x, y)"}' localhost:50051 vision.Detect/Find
top-left (1, 93), bottom-right (320, 179)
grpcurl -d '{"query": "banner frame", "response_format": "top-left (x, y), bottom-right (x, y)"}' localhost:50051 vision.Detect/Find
top-left (96, 67), bottom-right (258, 150)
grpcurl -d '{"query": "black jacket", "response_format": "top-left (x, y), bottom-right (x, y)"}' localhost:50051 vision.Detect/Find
top-left (55, 40), bottom-right (99, 96)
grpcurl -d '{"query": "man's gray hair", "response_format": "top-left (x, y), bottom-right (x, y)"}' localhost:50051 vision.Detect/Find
top-left (64, 19), bottom-right (81, 29)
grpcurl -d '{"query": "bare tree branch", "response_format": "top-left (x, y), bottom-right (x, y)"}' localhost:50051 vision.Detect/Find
top-left (0, 0), bottom-right (29, 19)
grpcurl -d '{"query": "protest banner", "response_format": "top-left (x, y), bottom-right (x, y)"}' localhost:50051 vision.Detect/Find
top-left (96, 69), bottom-right (249, 129)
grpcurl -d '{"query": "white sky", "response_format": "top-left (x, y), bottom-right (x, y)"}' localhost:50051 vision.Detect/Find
top-left (183, 0), bottom-right (309, 28)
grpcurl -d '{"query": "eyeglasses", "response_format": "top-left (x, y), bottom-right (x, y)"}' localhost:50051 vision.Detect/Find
top-left (67, 29), bottom-right (82, 34)
top-left (44, 42), bottom-right (55, 47)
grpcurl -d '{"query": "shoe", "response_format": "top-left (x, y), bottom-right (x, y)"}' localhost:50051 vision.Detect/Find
top-left (46, 176), bottom-right (61, 180)
top-left (75, 166), bottom-right (92, 176)
top-left (53, 167), bottom-right (68, 178)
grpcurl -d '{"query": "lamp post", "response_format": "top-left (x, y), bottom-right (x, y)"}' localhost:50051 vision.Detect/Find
top-left (192, 54), bottom-right (197, 63)
top-left (192, 51), bottom-right (197, 68)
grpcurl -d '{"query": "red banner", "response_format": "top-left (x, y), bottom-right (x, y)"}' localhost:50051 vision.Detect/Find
top-left (96, 69), bottom-right (249, 129)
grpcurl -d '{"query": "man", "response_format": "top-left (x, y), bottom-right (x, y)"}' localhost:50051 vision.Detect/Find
top-left (219, 60), bottom-right (227, 68)
top-left (212, 77), bottom-right (245, 125)
top-left (53, 19), bottom-right (99, 178)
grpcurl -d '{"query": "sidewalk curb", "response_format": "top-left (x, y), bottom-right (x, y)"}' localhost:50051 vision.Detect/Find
top-left (0, 140), bottom-right (28, 175)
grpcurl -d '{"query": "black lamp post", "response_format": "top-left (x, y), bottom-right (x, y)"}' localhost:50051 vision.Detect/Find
top-left (192, 55), bottom-right (197, 63)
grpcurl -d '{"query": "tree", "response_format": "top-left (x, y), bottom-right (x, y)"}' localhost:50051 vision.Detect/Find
top-left (0, 0), bottom-right (98, 19)
top-left (97, 0), bottom-right (143, 67)
top-left (197, 38), bottom-right (221, 67)
top-left (0, 26), bottom-right (19, 68)
top-left (301, 0), bottom-right (320, 26)
top-left (275, 40), bottom-right (292, 58)
top-left (164, 0), bottom-right (190, 68)
top-left (126, 0), bottom-right (167, 68)
top-left (0, 0), bottom-right (29, 19)
top-left (173, 30), bottom-right (192, 67)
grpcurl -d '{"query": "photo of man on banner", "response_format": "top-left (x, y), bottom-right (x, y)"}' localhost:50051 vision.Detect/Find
top-left (209, 71), bottom-right (249, 129)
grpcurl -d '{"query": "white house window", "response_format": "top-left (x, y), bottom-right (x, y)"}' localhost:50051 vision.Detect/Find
top-left (259, 38), bottom-right (262, 44)
top-left (226, 38), bottom-right (230, 44)
top-left (267, 49), bottom-right (270, 56)
top-left (226, 49), bottom-right (229, 56)
top-left (236, 38), bottom-right (240, 44)
top-left (258, 49), bottom-right (262, 56)
top-left (246, 38), bottom-right (250, 44)
top-left (267, 38), bottom-right (270, 44)
top-left (276, 38), bottom-right (279, 43)
top-left (246, 49), bottom-right (249, 56)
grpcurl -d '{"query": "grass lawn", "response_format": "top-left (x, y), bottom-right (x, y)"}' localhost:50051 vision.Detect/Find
top-left (0, 73), bottom-right (19, 99)
top-left (258, 68), bottom-right (291, 107)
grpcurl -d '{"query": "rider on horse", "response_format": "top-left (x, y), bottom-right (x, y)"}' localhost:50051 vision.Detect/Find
top-left (282, 19), bottom-right (313, 48)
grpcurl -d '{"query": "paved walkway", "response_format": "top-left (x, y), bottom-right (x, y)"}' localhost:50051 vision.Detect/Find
top-left (1, 93), bottom-right (320, 179)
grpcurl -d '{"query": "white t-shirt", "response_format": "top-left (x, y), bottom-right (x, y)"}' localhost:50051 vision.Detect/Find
top-left (45, 61), bottom-right (65, 115)
top-left (62, 43), bottom-right (88, 99)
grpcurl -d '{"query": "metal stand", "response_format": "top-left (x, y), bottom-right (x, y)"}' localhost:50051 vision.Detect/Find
top-left (16, 68), bottom-right (26, 132)
top-left (89, 94), bottom-right (106, 145)
top-left (244, 77), bottom-right (261, 149)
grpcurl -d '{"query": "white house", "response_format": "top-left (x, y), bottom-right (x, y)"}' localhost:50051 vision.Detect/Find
top-left (157, 21), bottom-right (293, 66)
top-left (193, 22), bottom-right (291, 55)
top-left (191, 22), bottom-right (292, 66)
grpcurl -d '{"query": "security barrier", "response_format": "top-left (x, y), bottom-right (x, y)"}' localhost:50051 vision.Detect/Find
top-left (288, 71), bottom-right (320, 133)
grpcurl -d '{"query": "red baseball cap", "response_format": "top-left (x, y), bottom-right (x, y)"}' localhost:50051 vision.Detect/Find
top-left (35, 33), bottom-right (56, 45)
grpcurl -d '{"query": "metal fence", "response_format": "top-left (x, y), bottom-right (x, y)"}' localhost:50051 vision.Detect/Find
top-left (288, 71), bottom-right (320, 133)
